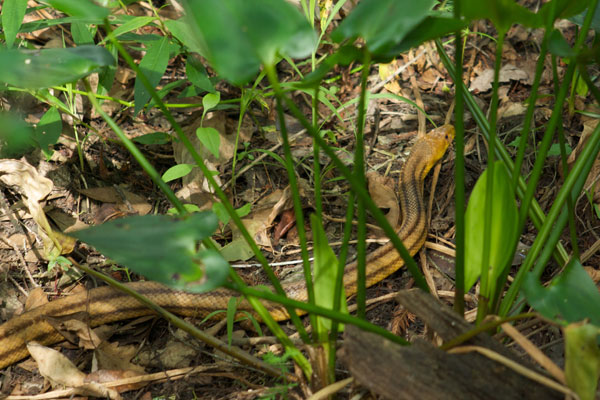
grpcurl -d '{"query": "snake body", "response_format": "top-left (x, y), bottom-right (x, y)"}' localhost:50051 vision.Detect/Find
top-left (0, 125), bottom-right (454, 369)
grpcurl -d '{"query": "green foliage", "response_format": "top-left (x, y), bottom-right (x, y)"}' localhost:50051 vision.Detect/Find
top-left (564, 322), bottom-right (600, 400)
top-left (523, 259), bottom-right (600, 326)
top-left (464, 161), bottom-right (517, 293)
top-left (0, 45), bottom-right (114, 89)
top-left (183, 0), bottom-right (317, 84)
top-left (72, 213), bottom-right (230, 292)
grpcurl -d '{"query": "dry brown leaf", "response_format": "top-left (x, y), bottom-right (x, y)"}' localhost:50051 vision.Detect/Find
top-left (79, 186), bottom-right (152, 216)
top-left (27, 341), bottom-right (86, 387)
top-left (24, 287), bottom-right (48, 311)
top-left (85, 369), bottom-right (145, 393)
top-left (0, 159), bottom-right (76, 257)
top-left (470, 64), bottom-right (531, 93)
top-left (94, 341), bottom-right (144, 373)
top-left (367, 170), bottom-right (400, 234)
top-left (378, 60), bottom-right (402, 95)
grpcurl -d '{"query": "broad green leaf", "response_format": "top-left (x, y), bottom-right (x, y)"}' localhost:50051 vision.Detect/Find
top-left (202, 92), bottom-right (220, 114)
top-left (0, 45), bottom-right (114, 89)
top-left (464, 161), bottom-right (518, 292)
top-left (220, 237), bottom-right (254, 261)
top-left (2, 0), bottom-right (28, 48)
top-left (34, 106), bottom-right (62, 159)
top-left (540, 0), bottom-right (590, 25)
top-left (72, 213), bottom-right (229, 292)
top-left (164, 18), bottom-right (208, 56)
top-left (46, 0), bottom-right (109, 20)
top-left (111, 16), bottom-right (156, 39)
top-left (162, 163), bottom-right (195, 182)
top-left (71, 21), bottom-right (95, 45)
top-left (186, 56), bottom-right (215, 93)
top-left (331, 0), bottom-right (435, 56)
top-left (0, 112), bottom-right (35, 158)
top-left (196, 127), bottom-right (220, 159)
top-left (548, 29), bottom-right (576, 57)
top-left (384, 15), bottom-right (468, 57)
top-left (461, 0), bottom-right (542, 31)
top-left (183, 0), bottom-right (317, 85)
top-left (134, 36), bottom-right (171, 115)
top-left (564, 322), bottom-right (600, 400)
top-left (132, 131), bottom-right (171, 145)
top-left (523, 258), bottom-right (600, 326)
top-left (311, 213), bottom-right (347, 333)
top-left (569, 1), bottom-right (600, 31)
top-left (212, 202), bottom-right (251, 225)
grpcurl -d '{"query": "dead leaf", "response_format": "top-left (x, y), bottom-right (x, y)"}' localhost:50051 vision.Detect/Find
top-left (470, 64), bottom-right (531, 93)
top-left (79, 185), bottom-right (152, 216)
top-left (27, 341), bottom-right (86, 387)
top-left (273, 208), bottom-right (295, 243)
top-left (94, 341), bottom-right (144, 373)
top-left (0, 159), bottom-right (75, 258)
top-left (85, 369), bottom-right (145, 393)
top-left (367, 171), bottom-right (400, 233)
top-left (24, 287), bottom-right (48, 311)
top-left (379, 60), bottom-right (403, 95)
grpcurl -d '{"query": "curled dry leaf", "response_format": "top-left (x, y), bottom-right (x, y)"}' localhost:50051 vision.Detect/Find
top-left (0, 159), bottom-right (76, 257)
top-left (567, 119), bottom-right (600, 203)
top-left (367, 170), bottom-right (400, 236)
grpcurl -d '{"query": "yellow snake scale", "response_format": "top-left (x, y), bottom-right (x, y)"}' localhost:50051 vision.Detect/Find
top-left (0, 125), bottom-right (454, 369)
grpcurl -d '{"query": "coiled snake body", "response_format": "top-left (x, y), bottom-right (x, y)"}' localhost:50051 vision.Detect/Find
top-left (0, 125), bottom-right (454, 369)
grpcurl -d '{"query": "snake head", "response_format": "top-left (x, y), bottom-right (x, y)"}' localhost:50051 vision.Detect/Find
top-left (416, 124), bottom-right (455, 178)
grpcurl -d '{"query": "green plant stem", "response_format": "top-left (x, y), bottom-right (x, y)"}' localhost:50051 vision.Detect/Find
top-left (552, 56), bottom-right (579, 260)
top-left (436, 39), bottom-right (569, 267)
top-left (264, 64), bottom-right (318, 338)
top-left (477, 30), bottom-right (504, 324)
top-left (500, 121), bottom-right (600, 315)
top-left (71, 259), bottom-right (294, 381)
top-left (490, 30), bottom-right (550, 313)
top-left (452, 2), bottom-right (465, 316)
top-left (224, 281), bottom-right (410, 347)
top-left (328, 192), bottom-right (355, 382)
top-left (439, 312), bottom-right (537, 351)
top-left (82, 79), bottom-right (187, 214)
top-left (103, 22), bottom-right (310, 343)
top-left (355, 51), bottom-right (371, 318)
top-left (280, 90), bottom-right (429, 291)
top-left (499, 0), bottom-right (599, 314)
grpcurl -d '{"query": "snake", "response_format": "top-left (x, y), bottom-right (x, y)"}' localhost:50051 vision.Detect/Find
top-left (0, 124), bottom-right (454, 369)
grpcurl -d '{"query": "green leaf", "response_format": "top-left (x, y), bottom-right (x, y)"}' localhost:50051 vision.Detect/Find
top-left (202, 92), bottom-right (220, 114)
top-left (311, 213), bottom-right (347, 333)
top-left (2, 0), bottom-right (28, 48)
top-left (461, 0), bottom-right (542, 32)
top-left (72, 213), bottom-right (229, 292)
top-left (569, 1), bottom-right (600, 31)
top-left (164, 18), bottom-right (208, 56)
top-left (71, 21), bottom-right (95, 45)
top-left (111, 16), bottom-right (156, 39)
top-left (196, 126), bottom-right (220, 159)
top-left (134, 36), bottom-right (171, 115)
top-left (186, 56), bottom-right (215, 93)
top-left (464, 161), bottom-right (518, 292)
top-left (34, 106), bottom-right (62, 159)
top-left (0, 45), bottom-right (114, 89)
top-left (162, 163), bottom-right (195, 182)
top-left (384, 15), bottom-right (468, 57)
top-left (132, 131), bottom-right (171, 145)
top-left (46, 0), bottom-right (109, 20)
top-left (547, 142), bottom-right (572, 156)
top-left (183, 0), bottom-right (317, 85)
top-left (523, 258), bottom-right (600, 326)
top-left (564, 322), bottom-right (600, 400)
top-left (548, 29), bottom-right (576, 57)
top-left (331, 0), bottom-right (435, 56)
top-left (0, 112), bottom-right (35, 158)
